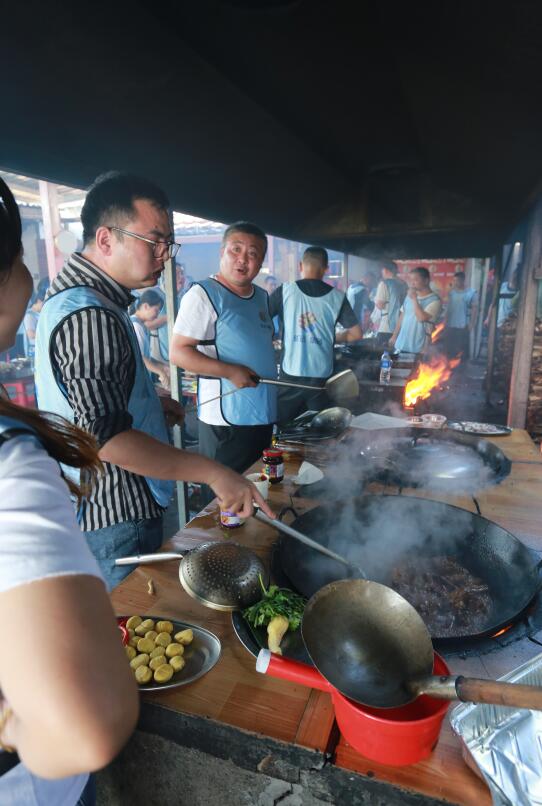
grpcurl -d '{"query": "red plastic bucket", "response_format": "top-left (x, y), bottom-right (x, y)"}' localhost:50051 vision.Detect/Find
top-left (257, 650), bottom-right (450, 766)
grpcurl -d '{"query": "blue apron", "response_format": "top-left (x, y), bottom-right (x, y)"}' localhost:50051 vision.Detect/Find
top-left (395, 292), bottom-right (440, 354)
top-left (197, 279), bottom-right (277, 425)
top-left (282, 282), bottom-right (343, 378)
top-left (383, 278), bottom-right (407, 332)
top-left (34, 286), bottom-right (174, 508)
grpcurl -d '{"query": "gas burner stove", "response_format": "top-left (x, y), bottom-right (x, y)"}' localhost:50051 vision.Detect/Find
top-left (439, 592), bottom-right (542, 659)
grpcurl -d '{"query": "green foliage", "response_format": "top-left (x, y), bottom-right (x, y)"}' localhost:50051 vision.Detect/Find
top-left (243, 575), bottom-right (306, 631)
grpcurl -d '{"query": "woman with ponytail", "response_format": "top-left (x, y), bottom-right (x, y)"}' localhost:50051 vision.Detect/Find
top-left (0, 178), bottom-right (138, 805)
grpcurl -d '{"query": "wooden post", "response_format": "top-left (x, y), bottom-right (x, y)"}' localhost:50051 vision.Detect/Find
top-left (507, 197), bottom-right (542, 428)
top-left (484, 250), bottom-right (503, 402)
top-left (474, 258), bottom-right (490, 358)
top-left (38, 180), bottom-right (61, 280)
top-left (163, 222), bottom-right (189, 527)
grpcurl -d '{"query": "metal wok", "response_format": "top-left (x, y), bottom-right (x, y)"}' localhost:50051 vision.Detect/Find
top-left (300, 580), bottom-right (542, 709)
top-left (277, 406), bottom-right (352, 441)
top-left (352, 427), bottom-right (511, 491)
top-left (276, 495), bottom-right (542, 641)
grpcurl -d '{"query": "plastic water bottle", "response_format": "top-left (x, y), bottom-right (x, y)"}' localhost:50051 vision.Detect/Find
top-left (379, 350), bottom-right (392, 384)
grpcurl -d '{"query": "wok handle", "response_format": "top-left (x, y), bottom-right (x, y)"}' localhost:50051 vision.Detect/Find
top-left (417, 675), bottom-right (542, 710)
top-left (456, 677), bottom-right (542, 711)
top-left (258, 378), bottom-right (325, 392)
top-left (253, 510), bottom-right (364, 575)
top-left (114, 552), bottom-right (183, 566)
top-left (256, 649), bottom-right (331, 693)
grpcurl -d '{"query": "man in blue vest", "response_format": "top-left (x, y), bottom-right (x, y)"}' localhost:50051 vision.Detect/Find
top-left (443, 271), bottom-right (478, 359)
top-left (389, 266), bottom-right (442, 355)
top-left (373, 262), bottom-right (408, 345)
top-left (170, 222), bottom-right (277, 499)
top-left (34, 173), bottom-right (271, 588)
top-left (268, 246), bottom-right (362, 424)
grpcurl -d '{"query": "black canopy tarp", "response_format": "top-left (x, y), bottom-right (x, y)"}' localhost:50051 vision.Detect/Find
top-left (2, 0), bottom-right (542, 258)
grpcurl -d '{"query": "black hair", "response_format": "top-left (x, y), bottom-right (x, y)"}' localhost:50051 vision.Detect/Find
top-left (383, 261), bottom-right (398, 275)
top-left (0, 177), bottom-right (22, 278)
top-left (81, 171), bottom-right (170, 247)
top-left (454, 271), bottom-right (466, 280)
top-left (302, 246), bottom-right (328, 268)
top-left (222, 221), bottom-right (268, 256)
top-left (137, 289), bottom-right (164, 308)
top-left (410, 266), bottom-right (430, 283)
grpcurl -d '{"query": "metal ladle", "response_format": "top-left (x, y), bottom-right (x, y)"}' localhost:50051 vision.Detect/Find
top-left (186, 369), bottom-right (359, 413)
top-left (302, 579), bottom-right (542, 710)
top-left (114, 541), bottom-right (267, 611)
top-left (253, 510), bottom-right (366, 579)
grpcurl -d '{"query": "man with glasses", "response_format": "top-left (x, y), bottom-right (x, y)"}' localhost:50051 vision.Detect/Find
top-left (34, 172), bottom-right (271, 588)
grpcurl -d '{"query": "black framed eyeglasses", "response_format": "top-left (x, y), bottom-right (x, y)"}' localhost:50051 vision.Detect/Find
top-left (109, 226), bottom-right (181, 260)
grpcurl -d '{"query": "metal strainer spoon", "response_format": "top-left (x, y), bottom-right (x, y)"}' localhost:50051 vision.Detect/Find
top-left (115, 541), bottom-right (268, 611)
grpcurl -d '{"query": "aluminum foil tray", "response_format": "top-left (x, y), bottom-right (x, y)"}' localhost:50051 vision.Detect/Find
top-left (450, 652), bottom-right (542, 805)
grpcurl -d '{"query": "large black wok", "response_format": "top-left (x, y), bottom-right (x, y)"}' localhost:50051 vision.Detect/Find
top-left (277, 495), bottom-right (542, 641)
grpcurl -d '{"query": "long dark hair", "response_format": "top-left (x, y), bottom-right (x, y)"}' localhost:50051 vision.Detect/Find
top-left (0, 177), bottom-right (102, 498)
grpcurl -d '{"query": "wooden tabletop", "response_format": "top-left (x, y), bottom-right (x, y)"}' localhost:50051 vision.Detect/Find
top-left (110, 427), bottom-right (542, 805)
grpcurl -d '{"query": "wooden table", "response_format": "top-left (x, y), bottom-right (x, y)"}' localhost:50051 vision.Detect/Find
top-left (111, 428), bottom-right (542, 805)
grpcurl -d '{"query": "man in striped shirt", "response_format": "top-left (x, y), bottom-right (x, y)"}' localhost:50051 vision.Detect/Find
top-left (35, 172), bottom-right (271, 588)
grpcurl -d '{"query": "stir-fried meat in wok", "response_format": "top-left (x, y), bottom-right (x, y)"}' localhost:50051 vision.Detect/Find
top-left (390, 556), bottom-right (492, 637)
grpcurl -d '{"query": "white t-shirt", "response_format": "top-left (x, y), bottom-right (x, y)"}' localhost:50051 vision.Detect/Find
top-left (0, 434), bottom-right (103, 804)
top-left (0, 435), bottom-right (103, 593)
top-left (173, 280), bottom-right (254, 426)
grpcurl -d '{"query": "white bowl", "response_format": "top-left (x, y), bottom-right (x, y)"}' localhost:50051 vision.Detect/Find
top-left (245, 472), bottom-right (270, 499)
top-left (421, 413), bottom-right (447, 427)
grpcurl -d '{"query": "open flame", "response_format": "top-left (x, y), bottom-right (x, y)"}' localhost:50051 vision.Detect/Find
top-left (404, 354), bottom-right (461, 407)
top-left (431, 322), bottom-right (445, 343)
top-left (491, 625), bottom-right (513, 639)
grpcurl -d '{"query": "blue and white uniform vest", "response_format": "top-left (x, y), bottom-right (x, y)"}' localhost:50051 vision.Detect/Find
top-left (0, 415), bottom-right (37, 444)
top-left (382, 278), bottom-right (406, 332)
top-left (395, 292), bottom-right (440, 354)
top-left (282, 282), bottom-right (343, 378)
top-left (197, 279), bottom-right (277, 426)
top-left (446, 289), bottom-right (477, 329)
top-left (346, 282), bottom-right (369, 325)
top-left (130, 314), bottom-right (151, 359)
top-left (34, 286), bottom-right (174, 508)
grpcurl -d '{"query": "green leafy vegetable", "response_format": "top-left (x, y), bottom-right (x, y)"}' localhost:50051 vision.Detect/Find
top-left (243, 575), bottom-right (306, 631)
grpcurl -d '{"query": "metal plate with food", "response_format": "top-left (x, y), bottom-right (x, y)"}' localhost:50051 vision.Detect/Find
top-left (446, 420), bottom-right (512, 436)
top-left (231, 580), bottom-right (311, 664)
top-left (118, 616), bottom-right (221, 692)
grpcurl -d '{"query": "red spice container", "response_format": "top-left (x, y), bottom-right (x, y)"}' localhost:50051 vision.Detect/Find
top-left (262, 448), bottom-right (284, 484)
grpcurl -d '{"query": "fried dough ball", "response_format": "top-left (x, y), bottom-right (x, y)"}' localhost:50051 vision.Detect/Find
top-left (135, 665), bottom-right (152, 685)
top-left (126, 616), bottom-right (142, 630)
top-left (153, 664), bottom-right (174, 683)
top-left (174, 629), bottom-right (193, 645)
top-left (137, 637), bottom-right (155, 654)
top-left (149, 655), bottom-right (169, 671)
top-left (135, 618), bottom-right (155, 636)
top-left (127, 628), bottom-right (135, 639)
top-left (165, 643), bottom-right (184, 658)
top-left (156, 620), bottom-right (173, 634)
top-left (128, 636), bottom-right (139, 648)
top-left (169, 655), bottom-right (186, 673)
top-left (145, 630), bottom-right (158, 642)
top-left (155, 631), bottom-right (172, 647)
top-left (125, 645), bottom-right (137, 661)
top-left (130, 653), bottom-right (150, 670)
top-left (149, 645), bottom-right (166, 659)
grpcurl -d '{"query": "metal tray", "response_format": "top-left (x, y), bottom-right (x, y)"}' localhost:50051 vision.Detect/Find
top-left (451, 652), bottom-right (542, 804)
top-left (119, 617), bottom-right (221, 692)
top-left (446, 421), bottom-right (512, 437)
